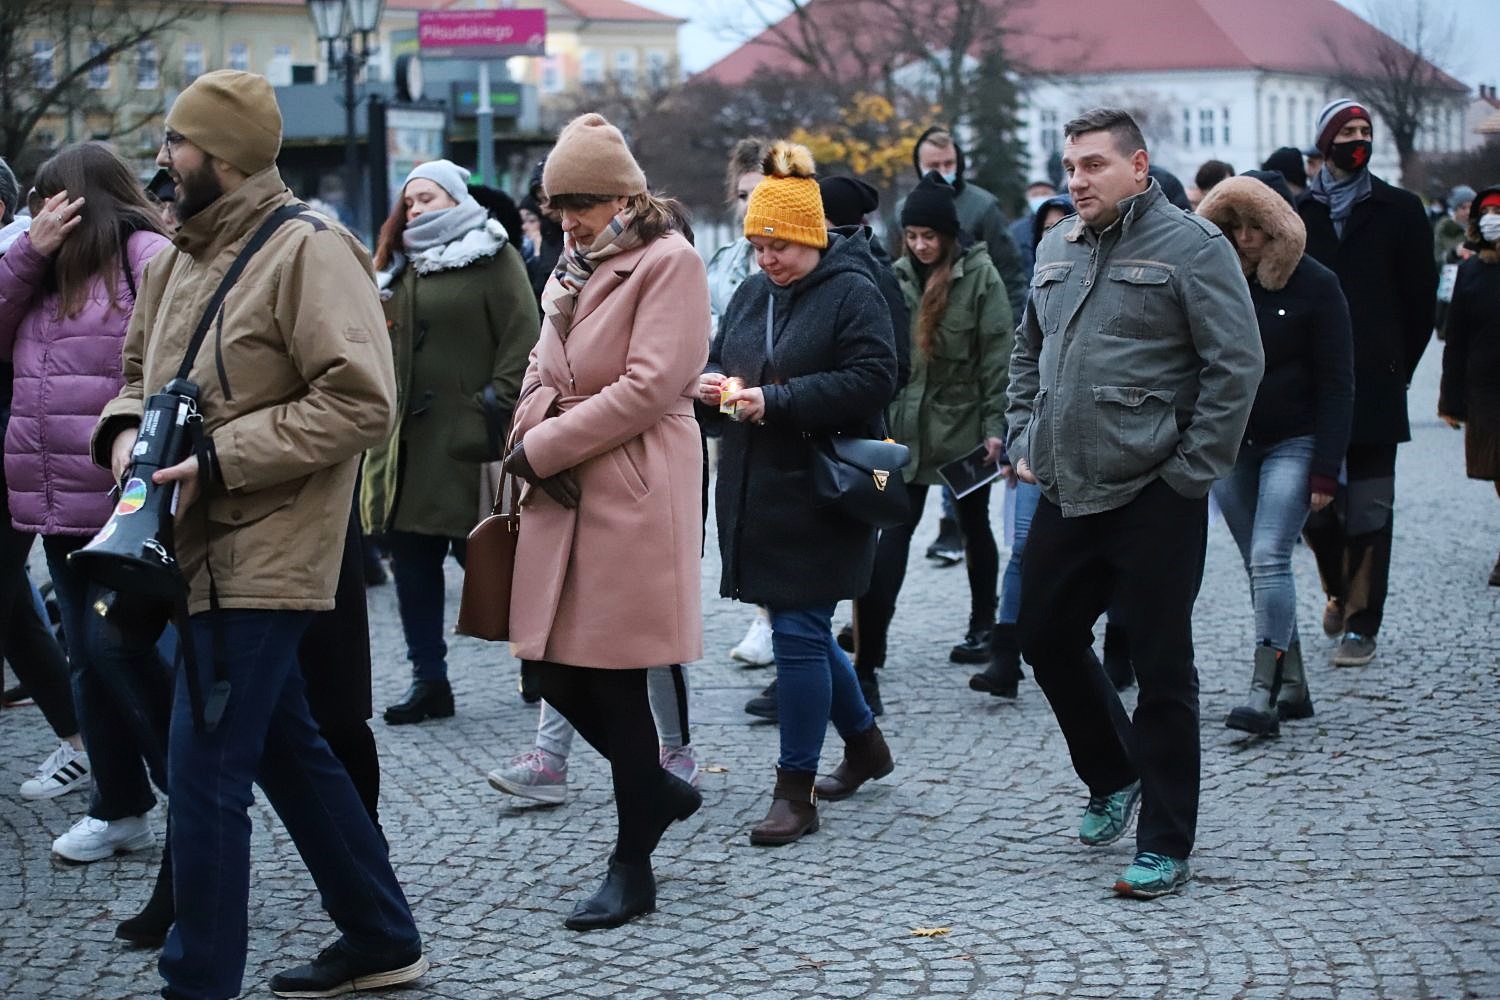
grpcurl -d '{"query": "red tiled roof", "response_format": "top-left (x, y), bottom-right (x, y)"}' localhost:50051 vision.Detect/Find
top-left (554, 0), bottom-right (682, 23)
top-left (700, 0), bottom-right (1466, 92)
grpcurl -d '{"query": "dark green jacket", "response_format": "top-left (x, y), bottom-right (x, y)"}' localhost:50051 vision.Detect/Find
top-left (889, 243), bottom-right (1012, 484)
top-left (361, 239), bottom-right (538, 538)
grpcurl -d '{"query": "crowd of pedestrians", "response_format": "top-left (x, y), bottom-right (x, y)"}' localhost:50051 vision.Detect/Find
top-left (0, 68), bottom-right (1492, 999)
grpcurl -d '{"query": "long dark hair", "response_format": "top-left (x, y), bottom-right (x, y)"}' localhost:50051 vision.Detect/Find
top-left (901, 230), bottom-right (958, 359)
top-left (30, 142), bottom-right (165, 318)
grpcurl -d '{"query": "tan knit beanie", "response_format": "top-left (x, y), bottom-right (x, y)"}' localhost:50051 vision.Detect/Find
top-left (166, 70), bottom-right (283, 176)
top-left (542, 113), bottom-right (647, 197)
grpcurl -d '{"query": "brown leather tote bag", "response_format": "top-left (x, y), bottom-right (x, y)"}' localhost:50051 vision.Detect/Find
top-left (456, 471), bottom-right (521, 641)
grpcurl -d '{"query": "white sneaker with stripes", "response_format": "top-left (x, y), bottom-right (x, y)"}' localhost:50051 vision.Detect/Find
top-left (20, 742), bottom-right (91, 800)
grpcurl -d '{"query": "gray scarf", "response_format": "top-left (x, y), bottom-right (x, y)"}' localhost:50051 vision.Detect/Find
top-left (402, 195), bottom-right (490, 254)
top-left (1306, 165), bottom-right (1372, 239)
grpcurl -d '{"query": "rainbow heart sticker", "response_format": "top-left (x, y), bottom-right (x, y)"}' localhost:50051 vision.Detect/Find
top-left (116, 478), bottom-right (148, 516)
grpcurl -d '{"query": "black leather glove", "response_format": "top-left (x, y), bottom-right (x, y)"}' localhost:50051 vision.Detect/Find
top-left (503, 441), bottom-right (580, 510)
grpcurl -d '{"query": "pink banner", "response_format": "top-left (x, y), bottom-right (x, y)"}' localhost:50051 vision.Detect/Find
top-left (418, 10), bottom-right (547, 60)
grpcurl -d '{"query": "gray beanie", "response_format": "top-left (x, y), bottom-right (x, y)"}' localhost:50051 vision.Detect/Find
top-left (1449, 185), bottom-right (1477, 208)
top-left (403, 159), bottom-right (471, 202)
top-left (0, 157), bottom-right (17, 225)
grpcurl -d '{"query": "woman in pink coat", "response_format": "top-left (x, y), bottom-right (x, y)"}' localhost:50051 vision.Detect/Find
top-left (503, 114), bottom-right (709, 931)
top-left (0, 141), bottom-right (173, 865)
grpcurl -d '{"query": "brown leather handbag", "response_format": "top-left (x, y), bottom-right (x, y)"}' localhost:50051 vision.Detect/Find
top-left (456, 471), bottom-right (521, 641)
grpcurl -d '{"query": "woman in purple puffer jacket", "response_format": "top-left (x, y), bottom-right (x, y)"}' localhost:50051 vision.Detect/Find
top-left (0, 141), bottom-right (174, 865)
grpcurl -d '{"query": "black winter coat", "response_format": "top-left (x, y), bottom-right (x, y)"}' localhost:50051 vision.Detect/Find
top-left (1243, 255), bottom-right (1355, 485)
top-left (710, 233), bottom-right (898, 607)
top-left (1298, 174), bottom-right (1438, 445)
top-left (1440, 253), bottom-right (1500, 467)
top-left (299, 501), bottom-right (373, 727)
top-left (834, 225), bottom-right (911, 391)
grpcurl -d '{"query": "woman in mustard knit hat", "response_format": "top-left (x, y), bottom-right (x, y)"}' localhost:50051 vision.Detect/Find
top-left (696, 141), bottom-right (900, 846)
top-left (502, 113), bottom-right (711, 931)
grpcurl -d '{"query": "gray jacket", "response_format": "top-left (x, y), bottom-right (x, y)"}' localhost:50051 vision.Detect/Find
top-left (1005, 181), bottom-right (1263, 517)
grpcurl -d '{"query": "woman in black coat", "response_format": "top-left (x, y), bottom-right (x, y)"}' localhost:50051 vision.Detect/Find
top-left (697, 143), bottom-right (897, 847)
top-left (1438, 184), bottom-right (1500, 586)
top-left (1198, 174), bottom-right (1354, 735)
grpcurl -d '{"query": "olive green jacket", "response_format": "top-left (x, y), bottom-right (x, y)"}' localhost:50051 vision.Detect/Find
top-left (361, 239), bottom-right (538, 538)
top-left (889, 243), bottom-right (1013, 484)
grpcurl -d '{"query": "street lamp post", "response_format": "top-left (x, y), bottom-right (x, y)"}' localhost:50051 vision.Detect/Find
top-left (307, 0), bottom-right (385, 235)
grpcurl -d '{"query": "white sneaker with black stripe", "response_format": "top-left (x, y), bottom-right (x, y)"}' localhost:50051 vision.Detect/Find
top-left (20, 742), bottom-right (90, 800)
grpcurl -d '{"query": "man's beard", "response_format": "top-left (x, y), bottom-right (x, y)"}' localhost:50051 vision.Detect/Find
top-left (174, 161), bottom-right (224, 222)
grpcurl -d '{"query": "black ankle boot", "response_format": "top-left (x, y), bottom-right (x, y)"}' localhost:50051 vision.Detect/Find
top-left (1226, 644), bottom-right (1281, 736)
top-left (970, 623), bottom-right (1023, 698)
top-left (949, 618), bottom-right (994, 664)
top-left (382, 679), bottom-right (455, 725)
top-left (1276, 641), bottom-right (1314, 721)
top-left (116, 840), bottom-right (174, 948)
top-left (564, 856), bottom-right (657, 930)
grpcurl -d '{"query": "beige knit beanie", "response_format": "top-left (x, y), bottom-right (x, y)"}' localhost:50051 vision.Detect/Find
top-left (542, 113), bottom-right (647, 197)
top-left (166, 70), bottom-right (283, 176)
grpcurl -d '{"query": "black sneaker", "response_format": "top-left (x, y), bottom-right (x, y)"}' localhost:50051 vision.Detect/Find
top-left (270, 941), bottom-right (428, 998)
top-left (744, 679), bottom-right (778, 721)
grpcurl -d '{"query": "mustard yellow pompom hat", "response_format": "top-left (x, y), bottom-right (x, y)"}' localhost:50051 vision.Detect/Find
top-left (743, 141), bottom-right (828, 249)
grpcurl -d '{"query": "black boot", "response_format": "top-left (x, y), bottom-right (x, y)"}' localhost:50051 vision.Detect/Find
top-left (949, 616), bottom-right (994, 665)
top-left (970, 623), bottom-right (1023, 698)
top-left (1226, 644), bottom-right (1282, 736)
top-left (518, 661), bottom-right (542, 704)
top-left (116, 837), bottom-right (174, 948)
top-left (1102, 623), bottom-right (1135, 691)
top-left (382, 679), bottom-right (455, 725)
top-left (1276, 641), bottom-right (1314, 721)
top-left (564, 856), bottom-right (657, 930)
top-left (744, 678), bottom-right (778, 721)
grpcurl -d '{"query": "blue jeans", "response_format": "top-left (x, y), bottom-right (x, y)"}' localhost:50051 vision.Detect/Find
top-left (1211, 434), bottom-right (1315, 650)
top-left (999, 481), bottom-right (1042, 625)
top-left (768, 605), bottom-right (874, 773)
top-left (44, 535), bottom-right (171, 820)
top-left (160, 610), bottom-right (419, 1000)
top-left (385, 530), bottom-right (466, 682)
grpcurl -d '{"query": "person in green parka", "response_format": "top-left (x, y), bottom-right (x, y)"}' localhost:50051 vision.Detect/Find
top-left (363, 160), bottom-right (538, 724)
top-left (851, 171), bottom-right (1012, 704)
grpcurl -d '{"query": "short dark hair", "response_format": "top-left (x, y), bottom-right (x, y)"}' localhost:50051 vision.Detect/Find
top-left (1195, 159), bottom-right (1235, 193)
top-left (1063, 108), bottom-right (1148, 158)
top-left (0, 156), bottom-right (17, 225)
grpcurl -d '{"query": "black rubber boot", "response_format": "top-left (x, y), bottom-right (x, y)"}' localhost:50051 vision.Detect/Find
top-left (970, 623), bottom-right (1023, 698)
top-left (564, 856), bottom-right (657, 930)
top-left (1276, 641), bottom-right (1314, 721)
top-left (1226, 644), bottom-right (1281, 736)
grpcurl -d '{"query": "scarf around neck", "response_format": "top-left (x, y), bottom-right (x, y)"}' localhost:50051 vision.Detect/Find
top-left (541, 208), bottom-right (642, 333)
top-left (402, 196), bottom-right (491, 255)
top-left (1306, 166), bottom-right (1372, 238)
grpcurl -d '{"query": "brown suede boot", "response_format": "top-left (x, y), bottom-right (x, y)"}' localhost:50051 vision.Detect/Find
top-left (748, 768), bottom-right (819, 846)
top-left (814, 723), bottom-right (894, 802)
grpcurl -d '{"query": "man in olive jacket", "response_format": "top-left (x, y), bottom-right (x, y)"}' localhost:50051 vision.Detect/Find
top-left (89, 71), bottom-right (426, 999)
top-left (1006, 109), bottom-right (1262, 899)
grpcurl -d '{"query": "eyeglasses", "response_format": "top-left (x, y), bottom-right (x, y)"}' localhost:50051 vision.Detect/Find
top-left (161, 130), bottom-right (187, 153)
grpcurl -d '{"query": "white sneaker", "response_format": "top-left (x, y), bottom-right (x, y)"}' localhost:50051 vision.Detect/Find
top-left (486, 748), bottom-right (568, 804)
top-left (660, 745), bottom-right (701, 788)
top-left (20, 742), bottom-right (90, 800)
top-left (52, 813), bottom-right (154, 863)
top-left (730, 615), bottom-right (775, 666)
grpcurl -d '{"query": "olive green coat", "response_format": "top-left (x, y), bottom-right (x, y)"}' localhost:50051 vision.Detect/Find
top-left (889, 244), bottom-right (1013, 485)
top-left (361, 240), bottom-right (538, 538)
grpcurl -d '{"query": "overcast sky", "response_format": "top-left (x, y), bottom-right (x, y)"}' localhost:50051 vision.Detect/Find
top-left (641, 0), bottom-right (1500, 84)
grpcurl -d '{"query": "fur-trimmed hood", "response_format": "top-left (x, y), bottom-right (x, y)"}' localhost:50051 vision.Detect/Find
top-left (1197, 175), bottom-right (1306, 291)
top-left (1467, 184), bottom-right (1500, 264)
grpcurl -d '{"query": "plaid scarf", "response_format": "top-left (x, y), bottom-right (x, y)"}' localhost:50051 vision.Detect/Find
top-left (541, 208), bottom-right (642, 334)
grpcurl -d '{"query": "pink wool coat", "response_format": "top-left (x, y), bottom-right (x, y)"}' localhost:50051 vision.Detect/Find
top-left (508, 230), bottom-right (710, 669)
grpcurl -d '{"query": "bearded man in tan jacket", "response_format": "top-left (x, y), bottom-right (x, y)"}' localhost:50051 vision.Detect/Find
top-left (90, 71), bottom-right (427, 1000)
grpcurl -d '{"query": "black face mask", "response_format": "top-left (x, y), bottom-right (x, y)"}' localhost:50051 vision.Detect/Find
top-left (1329, 139), bottom-right (1372, 173)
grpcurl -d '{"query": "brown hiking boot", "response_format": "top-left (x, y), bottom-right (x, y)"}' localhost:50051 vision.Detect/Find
top-left (749, 768), bottom-right (818, 846)
top-left (814, 723), bottom-right (894, 802)
top-left (1321, 596), bottom-right (1344, 638)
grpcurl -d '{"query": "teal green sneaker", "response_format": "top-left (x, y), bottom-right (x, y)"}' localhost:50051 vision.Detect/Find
top-left (1078, 780), bottom-right (1141, 846)
top-left (1114, 852), bottom-right (1191, 898)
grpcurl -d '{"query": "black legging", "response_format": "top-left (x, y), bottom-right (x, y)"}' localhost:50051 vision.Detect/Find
top-left (532, 661), bottom-right (672, 864)
top-left (0, 477), bottom-right (77, 740)
top-left (855, 482), bottom-right (999, 673)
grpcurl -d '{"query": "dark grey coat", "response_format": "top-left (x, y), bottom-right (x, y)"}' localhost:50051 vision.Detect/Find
top-left (709, 233), bottom-right (898, 607)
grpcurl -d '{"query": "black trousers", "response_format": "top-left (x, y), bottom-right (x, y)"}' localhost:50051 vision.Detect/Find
top-left (855, 482), bottom-right (998, 672)
top-left (0, 496), bottom-right (77, 741)
top-left (1018, 479), bottom-right (1207, 859)
top-left (532, 661), bottom-right (670, 865)
top-left (1302, 443), bottom-right (1398, 637)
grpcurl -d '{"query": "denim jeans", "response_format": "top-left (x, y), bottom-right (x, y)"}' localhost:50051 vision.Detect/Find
top-left (160, 609), bottom-right (419, 1000)
top-left (385, 530), bottom-right (466, 682)
top-left (768, 605), bottom-right (874, 773)
top-left (43, 535), bottom-right (172, 820)
top-left (1211, 435), bottom-right (1315, 650)
top-left (998, 481), bottom-right (1042, 625)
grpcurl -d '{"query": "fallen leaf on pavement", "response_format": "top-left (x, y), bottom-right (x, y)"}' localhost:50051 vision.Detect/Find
top-left (910, 926), bottom-right (951, 937)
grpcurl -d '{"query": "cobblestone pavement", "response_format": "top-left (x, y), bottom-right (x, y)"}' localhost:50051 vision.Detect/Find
top-left (2, 352), bottom-right (1497, 1000)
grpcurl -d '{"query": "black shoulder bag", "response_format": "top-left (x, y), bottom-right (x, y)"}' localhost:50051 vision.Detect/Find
top-left (764, 295), bottom-right (910, 530)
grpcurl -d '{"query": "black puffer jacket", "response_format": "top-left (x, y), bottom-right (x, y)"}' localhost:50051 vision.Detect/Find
top-left (710, 232), bottom-right (898, 607)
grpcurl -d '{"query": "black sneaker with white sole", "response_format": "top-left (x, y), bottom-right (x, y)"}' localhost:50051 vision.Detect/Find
top-left (269, 941), bottom-right (428, 998)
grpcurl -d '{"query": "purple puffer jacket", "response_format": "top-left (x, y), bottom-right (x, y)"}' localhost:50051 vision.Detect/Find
top-left (0, 228), bottom-right (169, 535)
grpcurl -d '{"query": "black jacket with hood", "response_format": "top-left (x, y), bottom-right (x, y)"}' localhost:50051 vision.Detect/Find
top-left (708, 231), bottom-right (898, 607)
top-left (1440, 183), bottom-right (1500, 453)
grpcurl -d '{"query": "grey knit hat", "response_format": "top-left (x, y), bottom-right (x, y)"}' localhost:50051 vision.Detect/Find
top-left (1314, 98), bottom-right (1371, 155)
top-left (1449, 185), bottom-right (1477, 208)
top-left (404, 159), bottom-right (471, 203)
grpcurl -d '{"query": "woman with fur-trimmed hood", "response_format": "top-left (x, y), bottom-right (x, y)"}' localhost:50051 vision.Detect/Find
top-left (1438, 184), bottom-right (1500, 586)
top-left (1197, 173), bottom-right (1354, 736)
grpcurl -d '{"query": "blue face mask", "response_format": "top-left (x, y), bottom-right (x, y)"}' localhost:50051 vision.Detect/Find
top-left (1027, 195), bottom-right (1051, 214)
top-left (942, 172), bottom-right (959, 186)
